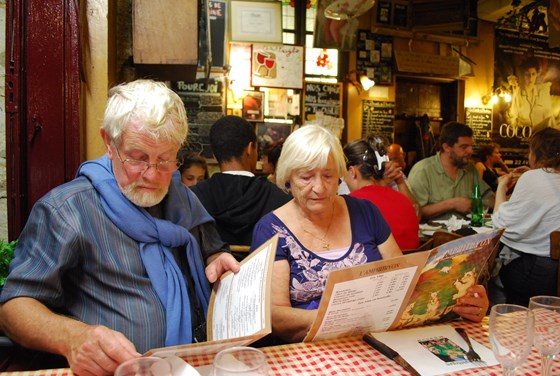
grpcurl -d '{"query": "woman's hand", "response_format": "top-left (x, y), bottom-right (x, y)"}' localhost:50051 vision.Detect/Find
top-left (452, 285), bottom-right (489, 322)
top-left (382, 161), bottom-right (404, 185)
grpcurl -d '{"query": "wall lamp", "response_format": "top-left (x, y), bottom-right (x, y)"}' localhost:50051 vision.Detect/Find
top-left (347, 70), bottom-right (375, 93)
top-left (481, 87), bottom-right (511, 105)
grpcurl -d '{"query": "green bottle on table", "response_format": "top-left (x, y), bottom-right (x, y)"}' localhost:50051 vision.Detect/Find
top-left (470, 183), bottom-right (483, 227)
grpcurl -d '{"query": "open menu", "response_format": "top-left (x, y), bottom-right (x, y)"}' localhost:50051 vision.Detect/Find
top-left (145, 235), bottom-right (278, 358)
top-left (303, 229), bottom-right (503, 342)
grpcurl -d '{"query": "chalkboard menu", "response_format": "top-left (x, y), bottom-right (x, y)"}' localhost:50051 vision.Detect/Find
top-left (361, 100), bottom-right (395, 140)
top-left (465, 107), bottom-right (492, 147)
top-left (304, 82), bottom-right (342, 121)
top-left (171, 75), bottom-right (225, 158)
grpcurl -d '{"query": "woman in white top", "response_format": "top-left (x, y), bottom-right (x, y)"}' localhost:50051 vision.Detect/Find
top-left (493, 127), bottom-right (560, 306)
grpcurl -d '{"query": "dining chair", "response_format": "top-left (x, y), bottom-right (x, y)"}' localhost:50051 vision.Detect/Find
top-left (230, 244), bottom-right (251, 262)
top-left (403, 230), bottom-right (462, 254)
top-left (550, 230), bottom-right (560, 296)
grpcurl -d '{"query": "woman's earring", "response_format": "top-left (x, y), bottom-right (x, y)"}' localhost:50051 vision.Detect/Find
top-left (284, 182), bottom-right (291, 189)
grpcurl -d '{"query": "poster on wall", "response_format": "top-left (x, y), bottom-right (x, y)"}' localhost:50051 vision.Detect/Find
top-left (493, 28), bottom-right (560, 150)
top-left (242, 91), bottom-right (264, 121)
top-left (314, 0), bottom-right (360, 51)
top-left (251, 44), bottom-right (305, 89)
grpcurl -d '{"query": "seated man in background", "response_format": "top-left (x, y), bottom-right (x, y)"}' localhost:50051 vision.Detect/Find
top-left (385, 142), bottom-right (420, 216)
top-left (387, 143), bottom-right (409, 175)
top-left (0, 80), bottom-right (240, 375)
top-left (191, 116), bottom-right (291, 246)
top-left (408, 122), bottom-right (493, 221)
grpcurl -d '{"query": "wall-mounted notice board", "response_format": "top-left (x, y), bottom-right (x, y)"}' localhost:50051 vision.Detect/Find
top-left (361, 100), bottom-right (395, 140)
top-left (304, 82), bottom-right (342, 121)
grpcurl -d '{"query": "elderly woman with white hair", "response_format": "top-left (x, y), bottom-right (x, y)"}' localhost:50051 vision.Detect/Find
top-left (250, 125), bottom-right (491, 343)
top-left (251, 125), bottom-right (400, 343)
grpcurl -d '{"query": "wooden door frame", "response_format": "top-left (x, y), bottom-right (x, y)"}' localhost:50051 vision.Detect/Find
top-left (5, 0), bottom-right (81, 240)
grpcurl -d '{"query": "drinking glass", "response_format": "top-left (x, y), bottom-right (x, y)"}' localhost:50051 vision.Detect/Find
top-left (528, 295), bottom-right (560, 376)
top-left (212, 347), bottom-right (268, 376)
top-left (114, 357), bottom-right (170, 376)
top-left (489, 304), bottom-right (534, 376)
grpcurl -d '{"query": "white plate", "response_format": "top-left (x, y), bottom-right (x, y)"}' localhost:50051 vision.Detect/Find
top-left (419, 224), bottom-right (442, 231)
top-left (484, 220), bottom-right (493, 228)
top-left (422, 230), bottom-right (436, 236)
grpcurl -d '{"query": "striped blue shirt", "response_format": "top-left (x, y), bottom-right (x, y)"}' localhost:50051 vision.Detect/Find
top-left (0, 176), bottom-right (224, 353)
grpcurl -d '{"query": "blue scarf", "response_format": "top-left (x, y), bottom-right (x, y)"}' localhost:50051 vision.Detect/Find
top-left (77, 155), bottom-right (212, 346)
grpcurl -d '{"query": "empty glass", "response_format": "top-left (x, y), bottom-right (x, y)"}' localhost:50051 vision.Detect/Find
top-left (212, 347), bottom-right (268, 376)
top-left (114, 357), bottom-right (170, 376)
top-left (528, 295), bottom-right (560, 376)
top-left (489, 304), bottom-right (534, 375)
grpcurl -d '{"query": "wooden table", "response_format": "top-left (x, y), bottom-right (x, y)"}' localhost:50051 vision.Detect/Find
top-left (1, 319), bottom-right (558, 375)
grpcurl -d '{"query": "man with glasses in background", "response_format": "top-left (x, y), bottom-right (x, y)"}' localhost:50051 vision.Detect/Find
top-left (0, 80), bottom-right (239, 375)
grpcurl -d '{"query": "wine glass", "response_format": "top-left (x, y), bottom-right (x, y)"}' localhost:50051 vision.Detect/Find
top-left (212, 347), bottom-right (268, 376)
top-left (254, 52), bottom-right (268, 77)
top-left (528, 296), bottom-right (560, 376)
top-left (489, 304), bottom-right (534, 375)
top-left (263, 58), bottom-right (275, 78)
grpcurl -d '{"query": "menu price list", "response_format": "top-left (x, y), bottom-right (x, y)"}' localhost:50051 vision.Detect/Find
top-left (465, 107), bottom-right (492, 148)
top-left (361, 100), bottom-right (395, 141)
top-left (304, 82), bottom-right (341, 120)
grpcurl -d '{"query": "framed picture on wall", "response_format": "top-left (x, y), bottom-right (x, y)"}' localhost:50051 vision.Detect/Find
top-left (230, 1), bottom-right (282, 43)
top-left (256, 121), bottom-right (293, 158)
top-left (251, 44), bottom-right (305, 89)
top-left (242, 91), bottom-right (264, 121)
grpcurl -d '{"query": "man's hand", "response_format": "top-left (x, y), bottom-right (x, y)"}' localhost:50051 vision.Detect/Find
top-left (206, 252), bottom-right (241, 283)
top-left (452, 285), bottom-right (489, 323)
top-left (452, 197), bottom-right (471, 214)
top-left (67, 325), bottom-right (140, 376)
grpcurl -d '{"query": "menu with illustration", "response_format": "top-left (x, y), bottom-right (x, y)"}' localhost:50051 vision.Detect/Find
top-left (145, 235), bottom-right (277, 358)
top-left (304, 229), bottom-right (503, 342)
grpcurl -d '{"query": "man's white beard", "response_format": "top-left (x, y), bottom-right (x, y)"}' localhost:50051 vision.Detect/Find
top-left (122, 181), bottom-right (168, 207)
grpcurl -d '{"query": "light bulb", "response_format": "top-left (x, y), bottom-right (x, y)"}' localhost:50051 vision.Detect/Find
top-left (359, 75), bottom-right (375, 91)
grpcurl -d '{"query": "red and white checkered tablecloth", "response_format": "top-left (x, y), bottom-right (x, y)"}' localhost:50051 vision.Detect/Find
top-left (1, 320), bottom-right (558, 375)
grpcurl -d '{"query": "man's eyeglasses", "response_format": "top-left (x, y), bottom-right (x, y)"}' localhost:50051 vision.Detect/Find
top-left (112, 143), bottom-right (183, 173)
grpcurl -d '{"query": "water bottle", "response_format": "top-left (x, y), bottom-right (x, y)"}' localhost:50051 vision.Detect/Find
top-left (470, 183), bottom-right (483, 227)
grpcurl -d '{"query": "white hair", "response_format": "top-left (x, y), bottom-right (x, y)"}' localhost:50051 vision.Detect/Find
top-left (102, 79), bottom-right (188, 146)
top-left (276, 125), bottom-right (346, 192)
